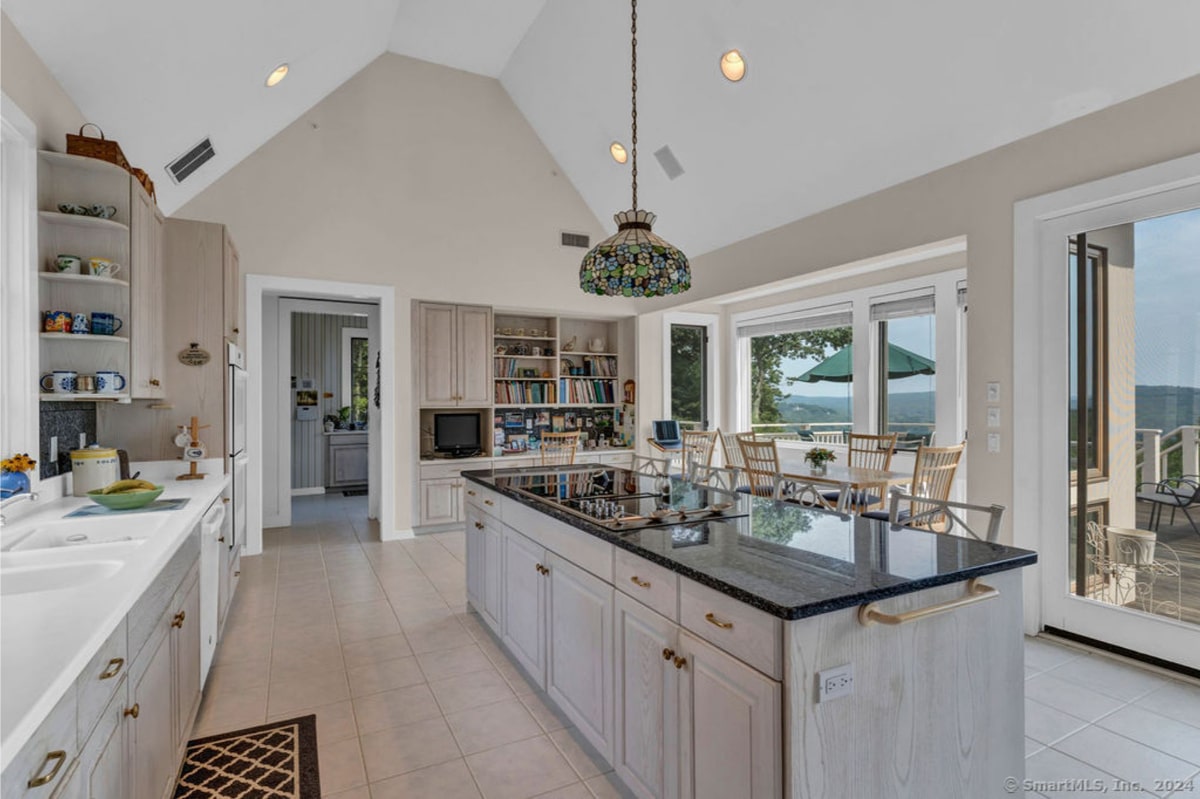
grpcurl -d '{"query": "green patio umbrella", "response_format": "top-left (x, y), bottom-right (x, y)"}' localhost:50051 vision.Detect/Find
top-left (791, 343), bottom-right (935, 383)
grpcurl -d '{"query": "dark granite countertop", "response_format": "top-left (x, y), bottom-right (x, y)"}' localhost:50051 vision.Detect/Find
top-left (464, 465), bottom-right (1037, 621)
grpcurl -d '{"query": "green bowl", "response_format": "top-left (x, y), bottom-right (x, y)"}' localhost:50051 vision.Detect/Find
top-left (86, 485), bottom-right (165, 510)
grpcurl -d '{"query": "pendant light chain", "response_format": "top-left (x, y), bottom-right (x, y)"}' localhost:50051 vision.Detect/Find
top-left (630, 0), bottom-right (638, 212)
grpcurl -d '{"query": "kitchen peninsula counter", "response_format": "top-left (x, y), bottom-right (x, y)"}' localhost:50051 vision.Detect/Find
top-left (462, 464), bottom-right (1036, 798)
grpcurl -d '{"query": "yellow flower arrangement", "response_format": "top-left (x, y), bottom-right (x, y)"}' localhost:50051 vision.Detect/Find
top-left (2, 453), bottom-right (37, 473)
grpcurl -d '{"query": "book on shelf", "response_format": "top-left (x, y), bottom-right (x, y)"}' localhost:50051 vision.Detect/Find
top-left (581, 355), bottom-right (618, 377)
top-left (558, 378), bottom-right (615, 404)
top-left (494, 380), bottom-right (557, 404)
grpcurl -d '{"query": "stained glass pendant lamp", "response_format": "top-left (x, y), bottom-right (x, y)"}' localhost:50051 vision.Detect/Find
top-left (580, 0), bottom-right (691, 298)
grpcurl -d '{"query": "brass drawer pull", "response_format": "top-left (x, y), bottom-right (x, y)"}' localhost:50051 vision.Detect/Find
top-left (467, 490), bottom-right (476, 497)
top-left (629, 575), bottom-right (651, 589)
top-left (662, 647), bottom-right (675, 661)
top-left (858, 578), bottom-right (997, 627)
top-left (124, 704), bottom-right (140, 719)
top-left (535, 564), bottom-right (549, 575)
top-left (704, 612), bottom-right (734, 630)
top-left (673, 656), bottom-right (687, 670)
top-left (474, 521), bottom-right (484, 530)
top-left (221, 497), bottom-right (230, 503)
top-left (218, 536), bottom-right (226, 543)
top-left (27, 750), bottom-right (67, 788)
top-left (99, 657), bottom-right (125, 680)
top-left (484, 499), bottom-right (494, 506)
top-left (149, 378), bottom-right (161, 387)
top-left (171, 611), bottom-right (186, 628)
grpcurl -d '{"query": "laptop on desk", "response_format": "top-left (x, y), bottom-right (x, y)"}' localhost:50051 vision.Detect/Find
top-left (652, 420), bottom-right (682, 449)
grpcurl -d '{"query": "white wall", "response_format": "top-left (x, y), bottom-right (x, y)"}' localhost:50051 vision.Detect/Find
top-left (0, 12), bottom-right (85, 151)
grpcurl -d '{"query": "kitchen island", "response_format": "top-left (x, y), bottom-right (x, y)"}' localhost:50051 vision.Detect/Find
top-left (463, 465), bottom-right (1037, 799)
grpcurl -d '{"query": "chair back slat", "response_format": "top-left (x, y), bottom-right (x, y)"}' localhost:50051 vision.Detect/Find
top-left (847, 432), bottom-right (897, 471)
top-left (719, 431), bottom-right (752, 469)
top-left (906, 443), bottom-right (965, 522)
top-left (540, 432), bottom-right (581, 466)
top-left (738, 435), bottom-right (780, 497)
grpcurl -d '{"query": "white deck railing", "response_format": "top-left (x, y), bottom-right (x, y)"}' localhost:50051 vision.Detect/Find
top-left (1136, 425), bottom-right (1200, 486)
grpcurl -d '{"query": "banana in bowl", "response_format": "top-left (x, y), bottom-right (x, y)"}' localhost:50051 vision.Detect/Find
top-left (86, 479), bottom-right (165, 510)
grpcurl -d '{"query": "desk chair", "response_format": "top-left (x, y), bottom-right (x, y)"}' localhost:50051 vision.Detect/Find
top-left (540, 432), bottom-right (581, 466)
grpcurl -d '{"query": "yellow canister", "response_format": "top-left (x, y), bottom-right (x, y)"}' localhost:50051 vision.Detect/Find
top-left (70, 446), bottom-right (120, 497)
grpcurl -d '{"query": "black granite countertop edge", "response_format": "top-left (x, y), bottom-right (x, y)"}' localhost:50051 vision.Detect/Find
top-left (463, 469), bottom-right (1038, 621)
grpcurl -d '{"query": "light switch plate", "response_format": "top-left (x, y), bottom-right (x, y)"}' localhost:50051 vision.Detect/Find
top-left (987, 407), bottom-right (1001, 428)
top-left (987, 433), bottom-right (1001, 454)
top-left (986, 381), bottom-right (1001, 403)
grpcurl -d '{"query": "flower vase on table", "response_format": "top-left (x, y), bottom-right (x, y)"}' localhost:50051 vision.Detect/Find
top-left (803, 447), bottom-right (836, 477)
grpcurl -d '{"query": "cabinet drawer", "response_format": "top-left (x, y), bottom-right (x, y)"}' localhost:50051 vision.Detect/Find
top-left (1, 685), bottom-right (78, 798)
top-left (614, 548), bottom-right (678, 621)
top-left (128, 528), bottom-right (200, 661)
top-left (679, 578), bottom-right (782, 680)
top-left (76, 619), bottom-right (128, 742)
top-left (463, 484), bottom-right (504, 517)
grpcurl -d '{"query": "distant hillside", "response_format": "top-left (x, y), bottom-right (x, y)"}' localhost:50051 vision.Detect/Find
top-left (1135, 385), bottom-right (1200, 431)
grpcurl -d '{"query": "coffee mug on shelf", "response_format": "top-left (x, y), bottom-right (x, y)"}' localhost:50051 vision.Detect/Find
top-left (90, 312), bottom-right (123, 336)
top-left (43, 310), bottom-right (72, 332)
top-left (95, 371), bottom-right (126, 394)
top-left (75, 375), bottom-right (96, 393)
top-left (88, 204), bottom-right (118, 219)
top-left (71, 313), bottom-right (90, 334)
top-left (54, 254), bottom-right (82, 274)
top-left (87, 258), bottom-right (121, 278)
top-left (40, 370), bottom-right (77, 394)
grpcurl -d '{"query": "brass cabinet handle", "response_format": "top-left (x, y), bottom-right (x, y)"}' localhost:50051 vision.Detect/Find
top-left (673, 656), bottom-right (687, 670)
top-left (704, 612), bottom-right (734, 630)
top-left (474, 521), bottom-right (484, 530)
top-left (233, 327), bottom-right (240, 334)
top-left (99, 657), bottom-right (125, 680)
top-left (149, 379), bottom-right (161, 387)
top-left (662, 648), bottom-right (675, 661)
top-left (27, 750), bottom-right (67, 788)
top-left (218, 536), bottom-right (226, 543)
top-left (535, 564), bottom-right (549, 575)
top-left (124, 704), bottom-right (140, 719)
top-left (630, 575), bottom-right (651, 589)
top-left (858, 579), bottom-right (998, 627)
top-left (221, 497), bottom-right (230, 503)
top-left (234, 570), bottom-right (241, 577)
top-left (484, 499), bottom-right (494, 506)
top-left (467, 490), bottom-right (476, 497)
top-left (171, 611), bottom-right (186, 628)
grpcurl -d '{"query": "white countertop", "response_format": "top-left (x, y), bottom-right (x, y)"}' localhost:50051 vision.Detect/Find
top-left (0, 460), bottom-right (229, 771)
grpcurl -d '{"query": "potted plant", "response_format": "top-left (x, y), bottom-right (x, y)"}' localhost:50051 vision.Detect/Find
top-left (1, 453), bottom-right (37, 498)
top-left (803, 447), bottom-right (836, 476)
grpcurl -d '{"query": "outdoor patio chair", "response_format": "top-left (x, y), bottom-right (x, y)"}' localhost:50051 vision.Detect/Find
top-left (1136, 476), bottom-right (1199, 535)
top-left (884, 493), bottom-right (1005, 542)
top-left (775, 474), bottom-right (852, 514)
top-left (540, 432), bottom-right (581, 466)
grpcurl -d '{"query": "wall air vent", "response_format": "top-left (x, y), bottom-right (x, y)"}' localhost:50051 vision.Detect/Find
top-left (561, 232), bottom-right (591, 248)
top-left (166, 137), bottom-right (215, 184)
top-left (654, 145), bottom-right (684, 180)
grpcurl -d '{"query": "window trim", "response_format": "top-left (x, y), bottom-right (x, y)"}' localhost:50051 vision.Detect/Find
top-left (662, 312), bottom-right (719, 430)
top-left (341, 327), bottom-right (369, 421)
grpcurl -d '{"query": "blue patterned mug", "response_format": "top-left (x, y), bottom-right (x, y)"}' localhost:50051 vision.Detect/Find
top-left (95, 371), bottom-right (126, 394)
top-left (40, 370), bottom-right (77, 393)
top-left (71, 313), bottom-right (90, 334)
top-left (90, 312), bottom-right (123, 336)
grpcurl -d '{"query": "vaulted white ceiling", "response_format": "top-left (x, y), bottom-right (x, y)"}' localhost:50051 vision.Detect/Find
top-left (6, 0), bottom-right (1200, 255)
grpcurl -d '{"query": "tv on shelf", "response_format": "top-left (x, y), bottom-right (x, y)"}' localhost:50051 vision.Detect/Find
top-left (434, 412), bottom-right (481, 457)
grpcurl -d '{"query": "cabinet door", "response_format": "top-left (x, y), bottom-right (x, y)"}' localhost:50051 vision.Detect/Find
top-left (546, 553), bottom-right (614, 760)
top-left (456, 305), bottom-right (493, 405)
top-left (223, 229), bottom-right (240, 344)
top-left (130, 627), bottom-right (174, 799)
top-left (172, 578), bottom-right (202, 748)
top-left (481, 520), bottom-right (503, 634)
top-left (129, 184), bottom-right (165, 398)
top-left (420, 478), bottom-right (460, 526)
top-left (465, 506), bottom-right (484, 610)
top-left (677, 631), bottom-right (781, 799)
top-left (418, 303), bottom-right (457, 405)
top-left (331, 443), bottom-right (369, 485)
top-left (81, 681), bottom-right (131, 799)
top-left (614, 593), bottom-right (678, 799)
top-left (501, 526), bottom-right (546, 686)
top-left (218, 498), bottom-right (233, 635)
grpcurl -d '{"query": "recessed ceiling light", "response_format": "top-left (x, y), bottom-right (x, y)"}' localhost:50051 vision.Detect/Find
top-left (609, 141), bottom-right (628, 164)
top-left (720, 50), bottom-right (746, 82)
top-left (265, 63), bottom-right (289, 87)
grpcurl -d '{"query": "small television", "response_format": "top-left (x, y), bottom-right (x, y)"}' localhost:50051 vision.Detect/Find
top-left (434, 412), bottom-right (481, 457)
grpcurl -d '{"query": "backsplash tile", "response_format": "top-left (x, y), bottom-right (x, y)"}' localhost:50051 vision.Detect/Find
top-left (40, 402), bottom-right (97, 479)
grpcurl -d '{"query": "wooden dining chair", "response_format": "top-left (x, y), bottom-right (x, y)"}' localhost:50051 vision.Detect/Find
top-left (822, 432), bottom-right (898, 511)
top-left (864, 442), bottom-right (964, 523)
top-left (737, 435), bottom-right (780, 497)
top-left (681, 430), bottom-right (719, 474)
top-left (886, 493), bottom-right (1004, 541)
top-left (539, 432), bottom-right (581, 466)
top-left (719, 430), bottom-right (752, 488)
top-left (775, 474), bottom-right (853, 514)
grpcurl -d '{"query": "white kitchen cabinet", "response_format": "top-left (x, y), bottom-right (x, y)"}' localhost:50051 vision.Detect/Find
top-left (419, 478), bottom-right (461, 526)
top-left (546, 553), bottom-right (614, 760)
top-left (417, 302), bottom-right (491, 406)
top-left (129, 624), bottom-right (174, 799)
top-left (501, 525), bottom-right (546, 685)
top-left (78, 680), bottom-right (132, 799)
top-left (222, 227), bottom-right (240, 345)
top-left (171, 575), bottom-right (202, 747)
top-left (481, 518), bottom-right (504, 633)
top-left (129, 181), bottom-right (165, 399)
top-left (677, 631), bottom-right (781, 799)
top-left (218, 494), bottom-right (234, 635)
top-left (0, 685), bottom-right (77, 798)
top-left (465, 506), bottom-right (484, 609)
top-left (614, 593), bottom-right (679, 799)
top-left (327, 433), bottom-right (369, 488)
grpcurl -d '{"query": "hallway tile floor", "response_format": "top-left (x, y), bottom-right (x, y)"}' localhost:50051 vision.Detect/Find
top-left (195, 494), bottom-right (1200, 798)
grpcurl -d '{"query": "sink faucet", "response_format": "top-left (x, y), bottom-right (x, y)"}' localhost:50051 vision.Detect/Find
top-left (0, 491), bottom-right (39, 527)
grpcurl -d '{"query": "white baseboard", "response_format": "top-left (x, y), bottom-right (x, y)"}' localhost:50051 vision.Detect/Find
top-left (381, 527), bottom-right (415, 542)
top-left (291, 486), bottom-right (326, 496)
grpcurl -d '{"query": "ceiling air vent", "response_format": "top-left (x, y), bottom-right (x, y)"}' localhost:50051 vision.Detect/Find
top-left (654, 145), bottom-right (684, 180)
top-left (561, 232), bottom-right (591, 248)
top-left (166, 137), bottom-right (215, 184)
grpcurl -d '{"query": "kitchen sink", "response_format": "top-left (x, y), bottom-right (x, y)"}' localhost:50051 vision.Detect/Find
top-left (2, 519), bottom-right (150, 552)
top-left (0, 559), bottom-right (125, 596)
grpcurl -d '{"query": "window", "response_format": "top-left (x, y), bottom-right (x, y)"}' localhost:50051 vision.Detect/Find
top-left (341, 328), bottom-right (370, 427)
top-left (872, 293), bottom-right (937, 448)
top-left (1068, 239), bottom-right (1107, 477)
top-left (670, 324), bottom-right (709, 430)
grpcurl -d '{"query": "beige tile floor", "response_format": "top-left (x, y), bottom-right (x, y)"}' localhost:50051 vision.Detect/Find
top-left (196, 494), bottom-right (1200, 798)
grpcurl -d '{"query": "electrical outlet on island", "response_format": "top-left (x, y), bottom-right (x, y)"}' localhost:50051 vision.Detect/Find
top-left (817, 664), bottom-right (854, 702)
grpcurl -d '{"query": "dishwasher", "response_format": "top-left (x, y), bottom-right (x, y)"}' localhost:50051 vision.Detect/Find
top-left (199, 496), bottom-right (226, 687)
